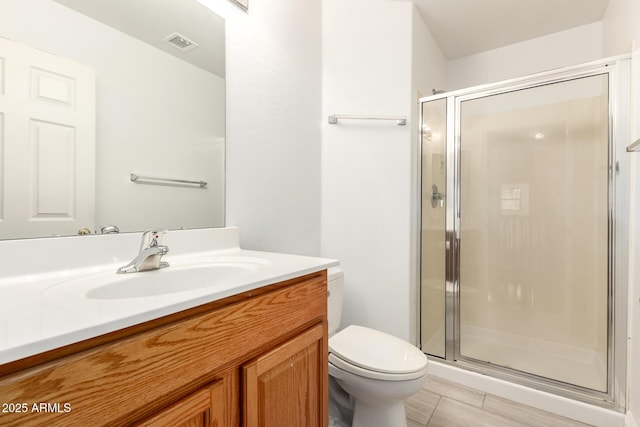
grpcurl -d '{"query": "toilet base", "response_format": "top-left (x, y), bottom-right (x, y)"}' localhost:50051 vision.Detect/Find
top-left (329, 376), bottom-right (353, 426)
top-left (352, 399), bottom-right (407, 427)
top-left (329, 362), bottom-right (425, 427)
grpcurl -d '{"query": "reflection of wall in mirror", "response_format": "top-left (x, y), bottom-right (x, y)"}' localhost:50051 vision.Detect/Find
top-left (0, 0), bottom-right (225, 237)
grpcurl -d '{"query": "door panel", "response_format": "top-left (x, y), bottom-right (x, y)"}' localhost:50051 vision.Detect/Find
top-left (0, 37), bottom-right (95, 239)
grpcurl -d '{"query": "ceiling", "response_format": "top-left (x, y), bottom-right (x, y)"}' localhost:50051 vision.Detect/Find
top-left (54, 0), bottom-right (225, 77)
top-left (52, 0), bottom-right (611, 74)
top-left (410, 0), bottom-right (610, 59)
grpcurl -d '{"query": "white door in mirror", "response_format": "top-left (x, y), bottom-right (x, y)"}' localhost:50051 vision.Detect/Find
top-left (0, 37), bottom-right (95, 239)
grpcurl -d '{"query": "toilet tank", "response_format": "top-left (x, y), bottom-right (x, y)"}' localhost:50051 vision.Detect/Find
top-left (327, 267), bottom-right (344, 335)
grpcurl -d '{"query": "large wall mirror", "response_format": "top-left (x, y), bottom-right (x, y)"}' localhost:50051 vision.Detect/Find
top-left (0, 0), bottom-right (225, 240)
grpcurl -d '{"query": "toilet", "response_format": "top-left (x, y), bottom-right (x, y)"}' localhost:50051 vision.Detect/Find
top-left (327, 267), bottom-right (428, 427)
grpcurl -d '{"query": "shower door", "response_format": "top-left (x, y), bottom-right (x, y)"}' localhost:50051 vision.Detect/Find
top-left (420, 64), bottom-right (619, 399)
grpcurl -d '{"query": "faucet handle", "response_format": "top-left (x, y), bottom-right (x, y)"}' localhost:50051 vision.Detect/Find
top-left (100, 225), bottom-right (120, 234)
top-left (140, 229), bottom-right (168, 249)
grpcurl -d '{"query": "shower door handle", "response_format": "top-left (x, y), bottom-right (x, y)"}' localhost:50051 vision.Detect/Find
top-left (431, 184), bottom-right (445, 208)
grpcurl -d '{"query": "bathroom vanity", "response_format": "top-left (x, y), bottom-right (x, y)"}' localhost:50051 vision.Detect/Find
top-left (0, 228), bottom-right (336, 426)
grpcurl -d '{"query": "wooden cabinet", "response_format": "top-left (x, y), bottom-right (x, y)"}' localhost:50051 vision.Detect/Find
top-left (0, 271), bottom-right (328, 427)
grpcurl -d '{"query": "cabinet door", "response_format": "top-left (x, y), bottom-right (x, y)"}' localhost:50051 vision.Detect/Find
top-left (243, 324), bottom-right (327, 427)
top-left (135, 381), bottom-right (224, 427)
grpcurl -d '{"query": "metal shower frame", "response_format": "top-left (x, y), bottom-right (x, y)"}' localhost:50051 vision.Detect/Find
top-left (417, 55), bottom-right (632, 410)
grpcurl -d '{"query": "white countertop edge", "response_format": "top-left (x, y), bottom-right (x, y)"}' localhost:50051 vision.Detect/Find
top-left (0, 256), bottom-right (338, 365)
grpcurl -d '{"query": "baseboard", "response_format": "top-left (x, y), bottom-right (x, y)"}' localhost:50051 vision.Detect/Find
top-left (627, 411), bottom-right (639, 427)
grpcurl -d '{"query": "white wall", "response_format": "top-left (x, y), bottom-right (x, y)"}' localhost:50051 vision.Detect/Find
top-left (0, 0), bottom-right (225, 234)
top-left (446, 22), bottom-right (603, 91)
top-left (197, 0), bottom-right (322, 256)
top-left (603, 0), bottom-right (640, 56)
top-left (602, 0), bottom-right (640, 424)
top-left (413, 12), bottom-right (447, 98)
top-left (321, 0), bottom-right (445, 342)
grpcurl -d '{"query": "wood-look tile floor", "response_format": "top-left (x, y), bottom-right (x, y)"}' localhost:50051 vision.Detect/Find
top-left (404, 375), bottom-right (593, 427)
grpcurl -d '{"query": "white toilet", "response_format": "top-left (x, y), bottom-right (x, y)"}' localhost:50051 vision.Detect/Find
top-left (327, 267), bottom-right (428, 427)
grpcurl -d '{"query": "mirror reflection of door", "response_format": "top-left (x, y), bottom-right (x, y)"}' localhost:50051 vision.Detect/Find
top-left (0, 37), bottom-right (96, 239)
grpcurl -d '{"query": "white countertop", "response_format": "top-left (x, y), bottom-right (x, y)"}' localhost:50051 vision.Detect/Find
top-left (0, 227), bottom-right (338, 365)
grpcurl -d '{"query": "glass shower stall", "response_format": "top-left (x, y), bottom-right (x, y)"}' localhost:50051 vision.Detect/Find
top-left (419, 56), bottom-right (630, 407)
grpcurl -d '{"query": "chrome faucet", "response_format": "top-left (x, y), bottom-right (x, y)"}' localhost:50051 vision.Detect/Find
top-left (117, 230), bottom-right (169, 274)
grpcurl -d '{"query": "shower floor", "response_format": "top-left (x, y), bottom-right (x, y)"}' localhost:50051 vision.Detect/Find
top-left (424, 325), bottom-right (607, 392)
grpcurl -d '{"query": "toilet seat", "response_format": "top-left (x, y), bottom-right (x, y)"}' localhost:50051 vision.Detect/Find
top-left (329, 325), bottom-right (428, 381)
top-left (329, 355), bottom-right (427, 381)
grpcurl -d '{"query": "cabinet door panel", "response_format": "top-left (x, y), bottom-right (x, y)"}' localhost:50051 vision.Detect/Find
top-left (135, 381), bottom-right (223, 427)
top-left (243, 325), bottom-right (327, 427)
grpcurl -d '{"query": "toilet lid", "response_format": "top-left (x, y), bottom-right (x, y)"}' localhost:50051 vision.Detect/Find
top-left (329, 325), bottom-right (427, 378)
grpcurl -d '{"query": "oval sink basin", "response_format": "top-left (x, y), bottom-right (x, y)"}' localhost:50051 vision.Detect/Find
top-left (44, 257), bottom-right (270, 300)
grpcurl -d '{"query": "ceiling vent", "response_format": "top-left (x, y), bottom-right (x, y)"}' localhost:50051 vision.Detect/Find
top-left (163, 32), bottom-right (198, 52)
